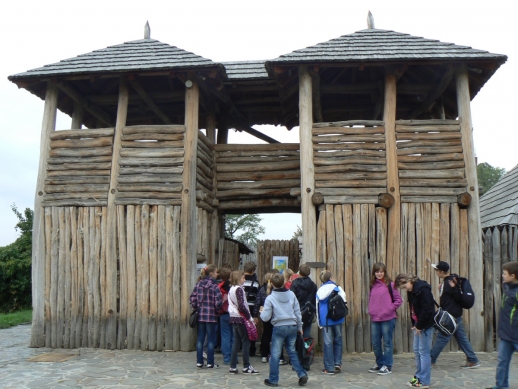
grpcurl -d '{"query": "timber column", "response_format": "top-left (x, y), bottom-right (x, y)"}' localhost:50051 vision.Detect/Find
top-left (456, 65), bottom-right (484, 351)
top-left (31, 81), bottom-right (58, 347)
top-left (383, 69), bottom-right (400, 278)
top-left (298, 67), bottom-right (316, 263)
top-left (181, 78), bottom-right (199, 350)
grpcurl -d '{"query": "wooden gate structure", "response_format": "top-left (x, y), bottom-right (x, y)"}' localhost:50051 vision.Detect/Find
top-left (9, 20), bottom-right (507, 351)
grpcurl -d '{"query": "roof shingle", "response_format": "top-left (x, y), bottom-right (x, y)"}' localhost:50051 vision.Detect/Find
top-left (480, 164), bottom-right (518, 228)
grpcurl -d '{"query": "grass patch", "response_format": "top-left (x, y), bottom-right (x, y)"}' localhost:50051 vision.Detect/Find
top-left (0, 309), bottom-right (32, 329)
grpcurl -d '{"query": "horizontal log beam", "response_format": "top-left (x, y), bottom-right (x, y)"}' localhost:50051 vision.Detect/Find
top-left (217, 160), bottom-right (300, 173)
top-left (121, 140), bottom-right (183, 148)
top-left (119, 148), bottom-right (184, 158)
top-left (47, 162), bottom-right (111, 171)
top-left (49, 128), bottom-right (114, 140)
top-left (315, 179), bottom-right (387, 188)
top-left (396, 146), bottom-right (463, 156)
top-left (217, 179), bottom-right (300, 190)
top-left (313, 120), bottom-right (384, 128)
top-left (123, 125), bottom-right (185, 135)
top-left (217, 198), bottom-right (301, 210)
top-left (214, 143), bottom-right (299, 152)
top-left (396, 125), bottom-right (460, 133)
top-left (395, 119), bottom-right (460, 126)
top-left (121, 133), bottom-right (184, 141)
top-left (315, 172), bottom-right (387, 181)
top-left (117, 175), bottom-right (184, 183)
top-left (400, 195), bottom-right (458, 203)
top-left (44, 184), bottom-right (109, 193)
top-left (397, 161), bottom-right (465, 170)
top-left (48, 156), bottom-right (112, 164)
top-left (217, 188), bottom-right (292, 199)
top-left (50, 137), bottom-right (113, 149)
top-left (323, 195), bottom-right (378, 204)
top-left (399, 178), bottom-right (467, 187)
top-left (397, 153), bottom-right (464, 163)
top-left (119, 157), bottom-right (184, 166)
top-left (49, 147), bottom-right (112, 158)
top-left (312, 127), bottom-right (385, 136)
top-left (114, 198), bottom-right (182, 206)
top-left (399, 169), bottom-right (465, 179)
top-left (117, 183), bottom-right (182, 192)
top-left (315, 164), bottom-right (386, 173)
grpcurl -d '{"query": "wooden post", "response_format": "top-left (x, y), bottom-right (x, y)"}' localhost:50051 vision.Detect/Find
top-left (456, 65), bottom-right (484, 351)
top-left (105, 77), bottom-right (129, 348)
top-left (383, 69), bottom-right (400, 279)
top-left (181, 79), bottom-right (199, 350)
top-left (31, 80), bottom-right (58, 347)
top-left (299, 66), bottom-right (317, 264)
top-left (71, 101), bottom-right (84, 130)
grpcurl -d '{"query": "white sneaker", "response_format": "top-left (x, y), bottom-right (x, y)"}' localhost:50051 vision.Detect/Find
top-left (377, 365), bottom-right (392, 375)
top-left (261, 357), bottom-right (268, 363)
top-left (243, 365), bottom-right (260, 374)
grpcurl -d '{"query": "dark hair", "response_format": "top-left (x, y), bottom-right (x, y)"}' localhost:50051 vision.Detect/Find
top-left (221, 263), bottom-right (233, 270)
top-left (219, 267), bottom-right (231, 281)
top-left (270, 268), bottom-right (280, 274)
top-left (503, 262), bottom-right (518, 279)
top-left (271, 273), bottom-right (285, 288)
top-left (370, 262), bottom-right (392, 287)
top-left (320, 270), bottom-right (332, 283)
top-left (244, 262), bottom-right (256, 274)
top-left (299, 264), bottom-right (310, 277)
top-left (199, 264), bottom-right (217, 281)
top-left (394, 273), bottom-right (418, 287)
top-left (230, 270), bottom-right (244, 286)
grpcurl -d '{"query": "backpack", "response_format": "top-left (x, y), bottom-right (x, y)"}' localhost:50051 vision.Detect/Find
top-left (456, 276), bottom-right (475, 309)
top-left (327, 289), bottom-right (348, 321)
top-left (296, 334), bottom-right (315, 370)
top-left (300, 301), bottom-right (316, 325)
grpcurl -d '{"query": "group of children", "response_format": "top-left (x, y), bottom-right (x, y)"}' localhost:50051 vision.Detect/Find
top-left (190, 260), bottom-right (518, 389)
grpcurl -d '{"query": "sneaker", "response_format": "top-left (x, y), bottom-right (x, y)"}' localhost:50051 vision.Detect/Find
top-left (407, 376), bottom-right (418, 386)
top-left (411, 379), bottom-right (429, 388)
top-left (243, 365), bottom-right (260, 375)
top-left (334, 365), bottom-right (342, 373)
top-left (228, 368), bottom-right (238, 374)
top-left (196, 363), bottom-right (204, 369)
top-left (206, 363), bottom-right (219, 369)
top-left (262, 357), bottom-right (268, 363)
top-left (368, 365), bottom-right (381, 373)
top-left (321, 369), bottom-right (334, 375)
top-left (279, 359), bottom-right (288, 365)
top-left (431, 363), bottom-right (436, 368)
top-left (461, 361), bottom-right (480, 369)
top-left (264, 379), bottom-right (278, 387)
top-left (299, 375), bottom-right (309, 386)
top-left (377, 365), bottom-right (392, 375)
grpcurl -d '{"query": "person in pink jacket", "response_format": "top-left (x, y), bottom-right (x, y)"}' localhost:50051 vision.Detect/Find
top-left (368, 262), bottom-right (403, 376)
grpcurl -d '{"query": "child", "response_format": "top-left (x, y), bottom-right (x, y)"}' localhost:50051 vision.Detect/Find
top-left (218, 267), bottom-right (233, 365)
top-left (486, 261), bottom-right (518, 389)
top-left (368, 262), bottom-right (402, 375)
top-left (430, 261), bottom-right (479, 368)
top-left (190, 264), bottom-right (222, 369)
top-left (283, 268), bottom-right (295, 289)
top-left (316, 270), bottom-right (346, 375)
top-left (395, 274), bottom-right (435, 388)
top-left (228, 270), bottom-right (260, 375)
top-left (243, 262), bottom-right (260, 357)
top-left (290, 263), bottom-right (317, 339)
top-left (260, 273), bottom-right (308, 387)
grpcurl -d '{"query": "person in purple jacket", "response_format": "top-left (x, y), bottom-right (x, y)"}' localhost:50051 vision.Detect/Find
top-left (368, 262), bottom-right (403, 376)
top-left (190, 264), bottom-right (223, 369)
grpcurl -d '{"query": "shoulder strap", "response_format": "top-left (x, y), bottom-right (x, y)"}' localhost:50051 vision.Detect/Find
top-left (387, 282), bottom-right (395, 303)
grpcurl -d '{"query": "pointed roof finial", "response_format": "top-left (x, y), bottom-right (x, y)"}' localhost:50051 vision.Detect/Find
top-left (367, 11), bottom-right (375, 29)
top-left (144, 21), bottom-right (151, 39)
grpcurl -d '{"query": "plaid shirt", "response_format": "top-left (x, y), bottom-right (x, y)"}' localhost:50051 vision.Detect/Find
top-left (190, 277), bottom-right (223, 323)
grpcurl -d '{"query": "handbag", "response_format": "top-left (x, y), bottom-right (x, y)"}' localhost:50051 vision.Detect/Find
top-left (189, 308), bottom-right (199, 328)
top-left (239, 311), bottom-right (258, 341)
top-left (433, 307), bottom-right (458, 336)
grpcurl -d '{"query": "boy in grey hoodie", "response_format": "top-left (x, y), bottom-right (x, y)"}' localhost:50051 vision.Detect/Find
top-left (260, 273), bottom-right (309, 387)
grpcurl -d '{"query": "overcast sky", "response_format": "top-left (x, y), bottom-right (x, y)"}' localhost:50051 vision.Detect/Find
top-left (1, 0), bottom-right (516, 246)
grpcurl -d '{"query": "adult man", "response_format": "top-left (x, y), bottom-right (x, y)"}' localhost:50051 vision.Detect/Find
top-left (430, 261), bottom-right (480, 369)
top-left (290, 264), bottom-right (317, 339)
top-left (243, 261), bottom-right (260, 357)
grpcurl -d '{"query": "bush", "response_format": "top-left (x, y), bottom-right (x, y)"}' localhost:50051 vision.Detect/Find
top-left (0, 205), bottom-right (33, 313)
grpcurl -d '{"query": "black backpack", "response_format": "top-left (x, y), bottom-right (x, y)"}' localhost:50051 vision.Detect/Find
top-left (300, 301), bottom-right (316, 325)
top-left (456, 276), bottom-right (475, 309)
top-left (327, 289), bottom-right (348, 321)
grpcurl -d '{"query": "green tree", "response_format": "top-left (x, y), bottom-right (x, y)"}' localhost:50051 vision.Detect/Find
top-left (477, 162), bottom-right (506, 195)
top-left (292, 225), bottom-right (302, 240)
top-left (224, 214), bottom-right (265, 246)
top-left (0, 205), bottom-right (33, 312)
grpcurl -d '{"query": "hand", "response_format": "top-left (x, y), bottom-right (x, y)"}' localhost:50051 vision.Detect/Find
top-left (299, 330), bottom-right (303, 335)
top-left (253, 317), bottom-right (259, 325)
top-left (448, 279), bottom-right (457, 288)
top-left (414, 327), bottom-right (422, 336)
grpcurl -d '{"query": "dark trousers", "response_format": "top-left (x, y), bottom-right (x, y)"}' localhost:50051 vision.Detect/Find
top-left (231, 323), bottom-right (251, 368)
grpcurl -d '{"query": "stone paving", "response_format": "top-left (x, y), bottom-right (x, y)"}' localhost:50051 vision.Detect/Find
top-left (1, 324), bottom-right (517, 388)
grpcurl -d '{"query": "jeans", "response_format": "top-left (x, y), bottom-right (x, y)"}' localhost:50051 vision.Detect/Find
top-left (220, 313), bottom-right (233, 364)
top-left (268, 325), bottom-right (306, 384)
top-left (371, 318), bottom-right (396, 369)
top-left (197, 321), bottom-right (216, 365)
top-left (260, 321), bottom-right (285, 360)
top-left (493, 338), bottom-right (518, 388)
top-left (413, 327), bottom-right (433, 386)
top-left (430, 317), bottom-right (478, 364)
top-left (323, 324), bottom-right (343, 371)
top-left (230, 323), bottom-right (250, 369)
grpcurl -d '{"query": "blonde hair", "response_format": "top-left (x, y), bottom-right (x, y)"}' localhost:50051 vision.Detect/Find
top-left (264, 272), bottom-right (274, 296)
top-left (284, 268), bottom-right (294, 281)
top-left (394, 273), bottom-right (419, 287)
top-left (230, 270), bottom-right (244, 286)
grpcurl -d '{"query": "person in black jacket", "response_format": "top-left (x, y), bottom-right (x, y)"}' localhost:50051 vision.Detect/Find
top-left (396, 274), bottom-right (434, 388)
top-left (290, 264), bottom-right (317, 339)
top-left (430, 261), bottom-right (480, 368)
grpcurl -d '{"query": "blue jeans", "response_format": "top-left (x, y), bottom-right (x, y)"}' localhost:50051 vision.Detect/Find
top-left (230, 323), bottom-right (250, 369)
top-left (197, 321), bottom-right (216, 365)
top-left (269, 325), bottom-right (306, 384)
top-left (220, 313), bottom-right (233, 364)
top-left (371, 318), bottom-right (396, 369)
top-left (413, 327), bottom-right (433, 386)
top-left (493, 338), bottom-right (518, 388)
top-left (323, 324), bottom-right (342, 371)
top-left (430, 316), bottom-right (478, 364)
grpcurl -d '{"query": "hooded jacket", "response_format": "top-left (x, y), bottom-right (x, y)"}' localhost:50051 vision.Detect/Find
top-left (407, 279), bottom-right (435, 331)
top-left (290, 276), bottom-right (317, 307)
top-left (189, 276), bottom-right (223, 323)
top-left (438, 275), bottom-right (463, 318)
top-left (316, 281), bottom-right (347, 328)
top-left (260, 287), bottom-right (302, 331)
top-left (368, 279), bottom-right (402, 322)
top-left (498, 282), bottom-right (518, 343)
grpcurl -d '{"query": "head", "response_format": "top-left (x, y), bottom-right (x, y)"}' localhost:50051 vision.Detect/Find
top-left (221, 263), bottom-right (233, 271)
top-left (299, 264), bottom-right (311, 277)
top-left (502, 262), bottom-right (518, 284)
top-left (230, 270), bottom-right (245, 286)
top-left (284, 268), bottom-right (294, 281)
top-left (395, 273), bottom-right (419, 292)
top-left (270, 268), bottom-right (280, 274)
top-left (199, 264), bottom-right (218, 280)
top-left (243, 262), bottom-right (256, 275)
top-left (264, 271), bottom-right (274, 295)
top-left (371, 262), bottom-right (391, 286)
top-left (219, 267), bottom-right (231, 282)
top-left (320, 270), bottom-right (333, 284)
top-left (432, 261), bottom-right (450, 279)
top-left (271, 273), bottom-right (285, 289)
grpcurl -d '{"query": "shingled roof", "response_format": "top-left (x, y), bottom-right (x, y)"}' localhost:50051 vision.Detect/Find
top-left (480, 164), bottom-right (518, 229)
top-left (223, 61), bottom-right (269, 80)
top-left (9, 39), bottom-right (226, 80)
top-left (267, 29), bottom-right (507, 65)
